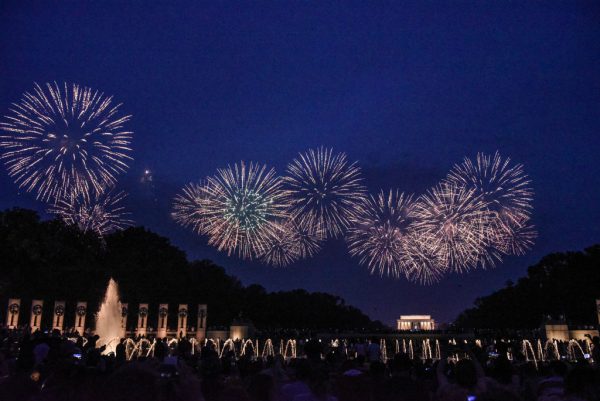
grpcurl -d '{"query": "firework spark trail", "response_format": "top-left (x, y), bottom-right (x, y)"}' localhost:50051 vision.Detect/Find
top-left (283, 147), bottom-right (368, 239)
top-left (0, 82), bottom-right (133, 202)
top-left (445, 151), bottom-right (535, 255)
top-left (196, 161), bottom-right (288, 259)
top-left (346, 190), bottom-right (414, 278)
top-left (258, 223), bottom-right (302, 267)
top-left (48, 189), bottom-right (133, 238)
top-left (412, 182), bottom-right (495, 273)
top-left (285, 213), bottom-right (323, 259)
top-left (402, 231), bottom-right (446, 285)
top-left (258, 214), bottom-right (323, 266)
top-left (445, 151), bottom-right (533, 223)
top-left (494, 217), bottom-right (538, 256)
top-left (169, 149), bottom-right (534, 283)
top-left (172, 181), bottom-right (211, 235)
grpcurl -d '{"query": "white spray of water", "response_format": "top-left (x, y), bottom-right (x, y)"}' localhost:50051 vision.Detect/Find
top-left (96, 278), bottom-right (123, 355)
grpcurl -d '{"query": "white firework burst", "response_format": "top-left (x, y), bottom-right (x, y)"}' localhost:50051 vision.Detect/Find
top-left (401, 232), bottom-right (446, 285)
top-left (346, 190), bottom-right (414, 278)
top-left (48, 189), bottom-right (133, 238)
top-left (171, 181), bottom-right (211, 235)
top-left (412, 183), bottom-right (495, 273)
top-left (283, 147), bottom-right (368, 238)
top-left (196, 161), bottom-right (288, 259)
top-left (0, 82), bottom-right (133, 202)
top-left (259, 214), bottom-right (323, 267)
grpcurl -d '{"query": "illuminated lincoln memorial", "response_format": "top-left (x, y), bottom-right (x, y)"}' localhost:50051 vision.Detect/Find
top-left (397, 315), bottom-right (436, 331)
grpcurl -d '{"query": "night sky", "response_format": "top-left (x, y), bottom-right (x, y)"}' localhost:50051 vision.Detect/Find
top-left (1, 2), bottom-right (599, 326)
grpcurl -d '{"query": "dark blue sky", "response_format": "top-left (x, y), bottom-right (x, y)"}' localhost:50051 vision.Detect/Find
top-left (1, 2), bottom-right (599, 325)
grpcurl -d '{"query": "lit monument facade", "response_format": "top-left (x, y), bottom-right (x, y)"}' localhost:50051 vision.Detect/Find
top-left (120, 303), bottom-right (128, 338)
top-left (397, 315), bottom-right (435, 331)
top-left (2, 298), bottom-right (209, 339)
top-left (74, 302), bottom-right (87, 335)
top-left (30, 300), bottom-right (43, 331)
top-left (157, 304), bottom-right (169, 338)
top-left (6, 298), bottom-right (20, 329)
top-left (177, 304), bottom-right (188, 337)
top-left (196, 304), bottom-right (207, 340)
top-left (136, 303), bottom-right (149, 336)
top-left (52, 301), bottom-right (66, 331)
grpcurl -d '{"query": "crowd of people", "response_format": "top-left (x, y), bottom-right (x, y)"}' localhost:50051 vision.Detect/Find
top-left (0, 325), bottom-right (598, 401)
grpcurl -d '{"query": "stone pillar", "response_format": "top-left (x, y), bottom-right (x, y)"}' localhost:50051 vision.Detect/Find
top-left (6, 299), bottom-right (21, 329)
top-left (52, 301), bottom-right (66, 332)
top-left (157, 304), bottom-right (169, 338)
top-left (178, 304), bottom-right (188, 338)
top-left (136, 303), bottom-right (148, 337)
top-left (30, 300), bottom-right (43, 332)
top-left (196, 304), bottom-right (207, 341)
top-left (74, 302), bottom-right (87, 336)
top-left (121, 303), bottom-right (128, 338)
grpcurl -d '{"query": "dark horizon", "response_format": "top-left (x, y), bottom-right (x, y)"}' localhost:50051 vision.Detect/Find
top-left (1, 2), bottom-right (599, 326)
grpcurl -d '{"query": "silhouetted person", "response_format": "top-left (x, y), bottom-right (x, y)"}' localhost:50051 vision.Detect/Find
top-left (116, 338), bottom-right (126, 365)
top-left (154, 338), bottom-right (167, 362)
top-left (305, 337), bottom-right (323, 363)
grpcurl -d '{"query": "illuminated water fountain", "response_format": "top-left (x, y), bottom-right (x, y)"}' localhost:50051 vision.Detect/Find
top-left (567, 340), bottom-right (586, 360)
top-left (422, 339), bottom-right (432, 359)
top-left (283, 339), bottom-right (297, 359)
top-left (537, 339), bottom-right (544, 361)
top-left (124, 337), bottom-right (155, 360)
top-left (521, 340), bottom-right (538, 369)
top-left (544, 340), bottom-right (560, 360)
top-left (241, 339), bottom-right (255, 356)
top-left (220, 339), bottom-right (237, 358)
top-left (380, 338), bottom-right (387, 361)
top-left (262, 339), bottom-right (275, 358)
top-left (95, 278), bottom-right (123, 355)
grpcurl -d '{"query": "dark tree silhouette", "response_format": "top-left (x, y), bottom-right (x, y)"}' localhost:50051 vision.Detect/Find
top-left (0, 208), bottom-right (382, 330)
top-left (455, 245), bottom-right (600, 329)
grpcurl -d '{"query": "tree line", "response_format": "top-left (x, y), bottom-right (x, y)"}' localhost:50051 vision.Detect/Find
top-left (455, 244), bottom-right (600, 329)
top-left (0, 208), bottom-right (382, 331)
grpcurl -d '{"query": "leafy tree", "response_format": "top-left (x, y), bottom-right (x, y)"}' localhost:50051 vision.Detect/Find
top-left (455, 246), bottom-right (600, 329)
top-left (0, 208), bottom-right (382, 331)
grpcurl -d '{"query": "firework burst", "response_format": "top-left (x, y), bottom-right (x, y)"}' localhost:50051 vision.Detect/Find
top-left (197, 161), bottom-right (288, 259)
top-left (258, 224), bottom-right (301, 267)
top-left (283, 147), bottom-right (367, 238)
top-left (493, 217), bottom-right (537, 256)
top-left (0, 82), bottom-right (133, 202)
top-left (445, 152), bottom-right (533, 224)
top-left (259, 214), bottom-right (323, 266)
top-left (285, 214), bottom-right (323, 259)
top-left (445, 151), bottom-right (535, 255)
top-left (48, 189), bottom-right (133, 238)
top-left (171, 181), bottom-right (211, 235)
top-left (412, 183), bottom-right (494, 272)
top-left (402, 232), bottom-right (446, 285)
top-left (346, 190), bottom-right (414, 278)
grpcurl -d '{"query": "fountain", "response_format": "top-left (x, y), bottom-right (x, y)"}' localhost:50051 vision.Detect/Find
top-left (380, 338), bottom-right (387, 361)
top-left (262, 338), bottom-right (275, 358)
top-left (544, 339), bottom-right (560, 360)
top-left (220, 339), bottom-right (236, 358)
top-left (283, 339), bottom-right (297, 359)
top-left (521, 340), bottom-right (538, 369)
top-left (95, 278), bottom-right (123, 355)
top-left (567, 339), bottom-right (586, 360)
top-left (241, 339), bottom-right (255, 356)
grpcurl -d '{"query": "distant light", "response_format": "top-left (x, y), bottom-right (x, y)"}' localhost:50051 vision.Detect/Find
top-left (141, 169), bottom-right (153, 183)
